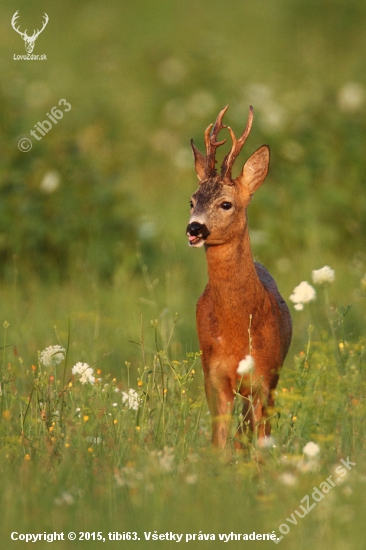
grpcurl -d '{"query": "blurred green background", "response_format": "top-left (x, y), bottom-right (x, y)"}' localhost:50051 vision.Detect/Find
top-left (0, 0), bottom-right (365, 366)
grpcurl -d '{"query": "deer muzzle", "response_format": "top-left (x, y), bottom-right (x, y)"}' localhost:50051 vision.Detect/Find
top-left (186, 221), bottom-right (210, 247)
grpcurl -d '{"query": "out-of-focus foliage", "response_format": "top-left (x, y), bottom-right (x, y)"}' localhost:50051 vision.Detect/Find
top-left (0, 0), bottom-right (365, 283)
top-left (0, 83), bottom-right (141, 281)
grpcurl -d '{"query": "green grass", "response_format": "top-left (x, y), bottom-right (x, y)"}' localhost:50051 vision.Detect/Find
top-left (1, 271), bottom-right (366, 549)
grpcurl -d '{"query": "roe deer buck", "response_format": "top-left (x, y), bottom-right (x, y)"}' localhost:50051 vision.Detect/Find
top-left (186, 105), bottom-right (292, 449)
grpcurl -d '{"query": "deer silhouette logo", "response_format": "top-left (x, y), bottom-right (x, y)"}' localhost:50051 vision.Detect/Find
top-left (11, 11), bottom-right (49, 54)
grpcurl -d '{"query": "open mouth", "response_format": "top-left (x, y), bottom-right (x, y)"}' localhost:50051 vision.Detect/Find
top-left (187, 234), bottom-right (205, 247)
top-left (186, 222), bottom-right (209, 247)
top-left (188, 235), bottom-right (201, 246)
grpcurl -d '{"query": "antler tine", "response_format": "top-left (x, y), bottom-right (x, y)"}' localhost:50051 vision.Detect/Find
top-left (204, 105), bottom-right (229, 178)
top-left (221, 106), bottom-right (254, 181)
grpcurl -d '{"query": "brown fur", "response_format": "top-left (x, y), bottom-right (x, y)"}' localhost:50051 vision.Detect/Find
top-left (188, 107), bottom-right (292, 449)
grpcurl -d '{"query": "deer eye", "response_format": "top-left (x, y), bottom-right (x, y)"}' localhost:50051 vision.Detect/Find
top-left (221, 202), bottom-right (232, 210)
top-left (189, 200), bottom-right (194, 209)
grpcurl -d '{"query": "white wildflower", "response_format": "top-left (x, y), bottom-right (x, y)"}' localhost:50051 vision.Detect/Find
top-left (72, 362), bottom-right (95, 385)
top-left (312, 266), bottom-right (335, 285)
top-left (185, 474), bottom-right (198, 484)
top-left (61, 491), bottom-right (74, 505)
top-left (114, 471), bottom-right (126, 487)
top-left (338, 82), bottom-right (365, 113)
top-left (86, 436), bottom-right (102, 445)
top-left (40, 170), bottom-right (61, 194)
top-left (303, 441), bottom-right (320, 458)
top-left (114, 466), bottom-right (143, 488)
top-left (289, 281), bottom-right (316, 311)
top-left (121, 388), bottom-right (140, 411)
top-left (54, 491), bottom-right (74, 506)
top-left (279, 472), bottom-right (298, 486)
top-left (297, 458), bottom-right (320, 473)
top-left (257, 436), bottom-right (276, 448)
top-left (156, 447), bottom-right (175, 472)
top-left (187, 453), bottom-right (199, 463)
top-left (237, 355), bottom-right (255, 375)
top-left (138, 218), bottom-right (157, 239)
top-left (39, 345), bottom-right (65, 367)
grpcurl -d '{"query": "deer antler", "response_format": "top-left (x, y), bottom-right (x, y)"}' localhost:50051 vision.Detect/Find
top-left (190, 105), bottom-right (253, 181)
top-left (11, 11), bottom-right (27, 39)
top-left (32, 13), bottom-right (49, 39)
top-left (220, 106), bottom-right (254, 181)
top-left (203, 105), bottom-right (228, 178)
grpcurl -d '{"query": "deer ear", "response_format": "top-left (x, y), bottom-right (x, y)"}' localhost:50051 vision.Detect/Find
top-left (235, 145), bottom-right (270, 195)
top-left (190, 139), bottom-right (206, 181)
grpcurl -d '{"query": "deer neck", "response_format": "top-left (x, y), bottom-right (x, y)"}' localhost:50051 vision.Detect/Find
top-left (204, 227), bottom-right (266, 321)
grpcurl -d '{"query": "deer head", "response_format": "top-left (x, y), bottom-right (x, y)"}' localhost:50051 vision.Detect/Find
top-left (187, 106), bottom-right (270, 247)
top-left (11, 11), bottom-right (49, 54)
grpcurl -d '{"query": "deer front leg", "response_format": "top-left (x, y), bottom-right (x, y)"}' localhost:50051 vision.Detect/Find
top-left (204, 376), bottom-right (235, 449)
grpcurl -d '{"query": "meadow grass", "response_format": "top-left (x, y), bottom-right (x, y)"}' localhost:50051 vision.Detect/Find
top-left (1, 267), bottom-right (365, 549)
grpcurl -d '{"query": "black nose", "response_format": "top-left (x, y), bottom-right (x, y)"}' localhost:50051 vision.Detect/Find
top-left (187, 222), bottom-right (203, 236)
top-left (186, 222), bottom-right (210, 239)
